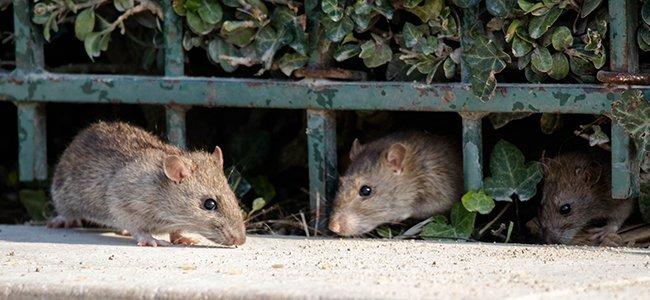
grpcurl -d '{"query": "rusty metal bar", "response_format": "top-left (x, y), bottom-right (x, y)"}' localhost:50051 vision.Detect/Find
top-left (306, 109), bottom-right (337, 234)
top-left (460, 5), bottom-right (484, 191)
top-left (597, 71), bottom-right (650, 85)
top-left (162, 1), bottom-right (188, 148)
top-left (17, 103), bottom-right (47, 181)
top-left (0, 73), bottom-right (632, 114)
top-left (609, 0), bottom-right (640, 199)
top-left (13, 0), bottom-right (47, 182)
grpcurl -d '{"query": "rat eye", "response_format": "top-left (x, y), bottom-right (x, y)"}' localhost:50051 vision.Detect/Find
top-left (359, 185), bottom-right (372, 197)
top-left (559, 203), bottom-right (571, 215)
top-left (203, 198), bottom-right (218, 211)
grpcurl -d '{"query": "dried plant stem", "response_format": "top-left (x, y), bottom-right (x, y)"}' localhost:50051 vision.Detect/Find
top-left (478, 202), bottom-right (512, 238)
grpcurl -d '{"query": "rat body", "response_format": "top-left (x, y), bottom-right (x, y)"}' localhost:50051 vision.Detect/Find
top-left (538, 152), bottom-right (634, 246)
top-left (329, 131), bottom-right (463, 236)
top-left (48, 122), bottom-right (246, 247)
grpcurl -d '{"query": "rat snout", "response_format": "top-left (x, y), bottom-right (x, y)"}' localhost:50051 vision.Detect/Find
top-left (223, 225), bottom-right (246, 246)
top-left (328, 214), bottom-right (359, 236)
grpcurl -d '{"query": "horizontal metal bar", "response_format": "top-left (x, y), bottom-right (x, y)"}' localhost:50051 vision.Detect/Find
top-left (0, 73), bottom-right (644, 114)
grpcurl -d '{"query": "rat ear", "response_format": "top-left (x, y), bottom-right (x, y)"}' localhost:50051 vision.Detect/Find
top-left (163, 155), bottom-right (191, 184)
top-left (212, 146), bottom-right (224, 167)
top-left (349, 138), bottom-right (364, 161)
top-left (386, 143), bottom-right (406, 174)
top-left (582, 161), bottom-right (603, 185)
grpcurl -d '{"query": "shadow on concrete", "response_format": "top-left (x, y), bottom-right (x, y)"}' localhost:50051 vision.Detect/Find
top-left (0, 225), bottom-right (233, 249)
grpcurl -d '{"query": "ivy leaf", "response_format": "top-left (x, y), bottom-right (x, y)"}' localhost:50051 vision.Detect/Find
top-left (248, 197), bottom-right (267, 216)
top-left (643, 1), bottom-right (650, 26)
top-left (511, 36), bottom-right (533, 57)
top-left (580, 0), bottom-right (602, 18)
top-left (186, 10), bottom-right (214, 35)
top-left (443, 56), bottom-right (456, 79)
top-left (83, 31), bottom-right (107, 60)
top-left (322, 0), bottom-right (344, 22)
top-left (323, 15), bottom-right (354, 42)
top-left (464, 35), bottom-right (511, 101)
top-left (551, 26), bottom-right (573, 50)
top-left (403, 22), bottom-right (423, 48)
top-left (406, 0), bottom-right (444, 23)
top-left (359, 39), bottom-right (392, 68)
top-left (276, 53), bottom-right (308, 76)
top-left (114, 0), bottom-right (134, 12)
top-left (254, 26), bottom-right (289, 69)
top-left (333, 43), bottom-right (361, 61)
top-left (531, 46), bottom-right (552, 73)
top-left (540, 113), bottom-right (562, 134)
top-left (461, 190), bottom-right (495, 215)
top-left (528, 6), bottom-right (562, 39)
top-left (547, 52), bottom-right (569, 80)
top-left (220, 21), bottom-right (256, 47)
top-left (19, 189), bottom-right (50, 221)
top-left (198, 0), bottom-right (223, 25)
top-left (483, 140), bottom-right (543, 202)
top-left (486, 0), bottom-right (516, 18)
top-left (173, 0), bottom-right (187, 16)
top-left (227, 167), bottom-right (252, 199)
top-left (207, 38), bottom-right (238, 72)
top-left (489, 112), bottom-right (532, 129)
top-left (420, 202), bottom-right (476, 240)
top-left (588, 125), bottom-right (610, 147)
top-left (611, 90), bottom-right (650, 152)
top-left (75, 8), bottom-right (95, 41)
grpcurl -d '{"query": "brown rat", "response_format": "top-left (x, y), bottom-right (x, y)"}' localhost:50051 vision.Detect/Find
top-left (48, 121), bottom-right (246, 247)
top-left (329, 131), bottom-right (463, 236)
top-left (538, 152), bottom-right (634, 246)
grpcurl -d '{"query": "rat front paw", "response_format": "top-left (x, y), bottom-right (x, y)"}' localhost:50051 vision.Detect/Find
top-left (133, 232), bottom-right (172, 247)
top-left (46, 216), bottom-right (83, 229)
top-left (587, 225), bottom-right (619, 242)
top-left (170, 231), bottom-right (198, 246)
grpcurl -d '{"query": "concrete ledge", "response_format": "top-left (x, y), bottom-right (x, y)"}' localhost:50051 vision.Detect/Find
top-left (1, 225), bottom-right (649, 299)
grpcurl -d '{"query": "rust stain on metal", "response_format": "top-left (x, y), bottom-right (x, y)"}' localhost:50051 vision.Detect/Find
top-left (443, 89), bottom-right (455, 104)
top-left (597, 71), bottom-right (650, 85)
top-left (294, 68), bottom-right (367, 81)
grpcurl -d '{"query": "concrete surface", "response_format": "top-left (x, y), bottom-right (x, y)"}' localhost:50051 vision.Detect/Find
top-left (0, 225), bottom-right (649, 300)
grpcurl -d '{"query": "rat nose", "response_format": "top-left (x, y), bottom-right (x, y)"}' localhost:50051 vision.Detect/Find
top-left (329, 220), bottom-right (342, 233)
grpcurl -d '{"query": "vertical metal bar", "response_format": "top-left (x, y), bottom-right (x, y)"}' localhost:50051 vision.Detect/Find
top-left (17, 103), bottom-right (47, 181)
top-left (459, 5), bottom-right (484, 191)
top-left (12, 0), bottom-right (44, 72)
top-left (306, 109), bottom-right (337, 233)
top-left (162, 1), bottom-right (188, 148)
top-left (165, 105), bottom-right (187, 149)
top-left (14, 0), bottom-right (47, 182)
top-left (609, 0), bottom-right (639, 198)
top-left (461, 114), bottom-right (484, 191)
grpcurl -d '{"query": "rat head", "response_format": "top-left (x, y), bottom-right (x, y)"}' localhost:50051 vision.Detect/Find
top-left (160, 146), bottom-right (246, 246)
top-left (329, 138), bottom-right (419, 236)
top-left (538, 156), bottom-right (607, 245)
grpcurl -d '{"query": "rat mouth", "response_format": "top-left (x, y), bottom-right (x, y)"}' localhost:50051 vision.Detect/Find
top-left (201, 229), bottom-right (246, 246)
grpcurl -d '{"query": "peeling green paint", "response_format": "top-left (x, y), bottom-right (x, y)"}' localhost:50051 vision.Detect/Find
top-left (553, 92), bottom-right (571, 106)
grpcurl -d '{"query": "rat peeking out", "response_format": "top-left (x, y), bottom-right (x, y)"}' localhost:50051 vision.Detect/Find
top-left (537, 152), bottom-right (634, 246)
top-left (48, 122), bottom-right (246, 247)
top-left (329, 132), bottom-right (463, 236)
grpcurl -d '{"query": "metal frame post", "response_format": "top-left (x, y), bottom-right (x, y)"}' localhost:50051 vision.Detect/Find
top-left (13, 0), bottom-right (47, 182)
top-left (609, 0), bottom-right (640, 198)
top-left (459, 5), bottom-right (484, 191)
top-left (162, 1), bottom-right (188, 148)
top-left (306, 109), bottom-right (337, 233)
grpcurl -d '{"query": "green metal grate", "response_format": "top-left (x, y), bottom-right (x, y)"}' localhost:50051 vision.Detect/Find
top-left (0, 1), bottom-right (645, 231)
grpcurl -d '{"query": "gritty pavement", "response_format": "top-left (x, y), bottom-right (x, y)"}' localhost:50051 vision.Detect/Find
top-left (0, 225), bottom-right (649, 300)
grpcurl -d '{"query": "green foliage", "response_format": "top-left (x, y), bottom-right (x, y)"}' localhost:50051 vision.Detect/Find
top-left (420, 202), bottom-right (476, 240)
top-left (33, 0), bottom-right (163, 64)
top-left (612, 90), bottom-right (650, 154)
top-left (461, 190), bottom-right (495, 214)
top-left (19, 189), bottom-right (51, 221)
top-left (639, 0), bottom-right (650, 51)
top-left (465, 0), bottom-right (608, 99)
top-left (325, 0), bottom-right (461, 82)
top-left (177, 0), bottom-right (308, 75)
top-left (483, 140), bottom-right (543, 202)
